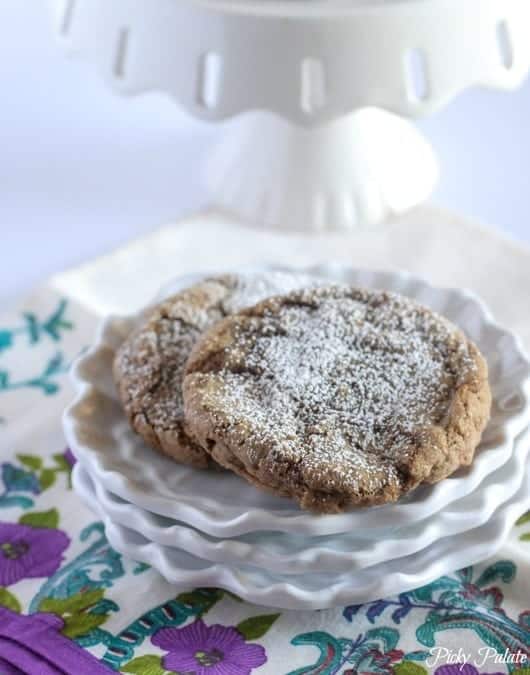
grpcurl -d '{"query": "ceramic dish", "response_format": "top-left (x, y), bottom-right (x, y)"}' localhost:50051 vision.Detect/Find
top-left (64, 265), bottom-right (530, 537)
top-left (73, 420), bottom-right (530, 574)
top-left (72, 447), bottom-right (530, 610)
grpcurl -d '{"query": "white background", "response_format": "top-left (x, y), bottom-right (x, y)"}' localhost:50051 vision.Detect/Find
top-left (1, 1), bottom-right (529, 307)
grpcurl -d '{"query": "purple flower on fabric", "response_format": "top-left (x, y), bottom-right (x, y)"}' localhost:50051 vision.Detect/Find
top-left (63, 448), bottom-right (77, 468)
top-left (435, 666), bottom-right (504, 675)
top-left (0, 522), bottom-right (69, 586)
top-left (152, 619), bottom-right (267, 675)
top-left (63, 448), bottom-right (77, 467)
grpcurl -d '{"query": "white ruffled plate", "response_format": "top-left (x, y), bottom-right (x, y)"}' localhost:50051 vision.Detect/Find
top-left (72, 440), bottom-right (530, 610)
top-left (73, 418), bottom-right (530, 574)
top-left (64, 265), bottom-right (530, 537)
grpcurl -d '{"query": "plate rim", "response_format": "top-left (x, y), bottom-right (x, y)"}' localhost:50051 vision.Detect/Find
top-left (74, 420), bottom-right (530, 574)
top-left (72, 454), bottom-right (530, 610)
top-left (63, 263), bottom-right (530, 537)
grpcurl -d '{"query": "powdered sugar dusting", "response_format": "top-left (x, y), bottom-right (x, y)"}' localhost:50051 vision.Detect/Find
top-left (221, 270), bottom-right (321, 315)
top-left (198, 285), bottom-right (478, 497)
top-left (115, 271), bottom-right (319, 434)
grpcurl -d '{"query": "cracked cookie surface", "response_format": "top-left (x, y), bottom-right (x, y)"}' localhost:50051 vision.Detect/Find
top-left (183, 285), bottom-right (492, 511)
top-left (113, 272), bottom-right (316, 468)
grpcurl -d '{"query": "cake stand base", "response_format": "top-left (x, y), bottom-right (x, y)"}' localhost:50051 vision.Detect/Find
top-left (205, 109), bottom-right (439, 232)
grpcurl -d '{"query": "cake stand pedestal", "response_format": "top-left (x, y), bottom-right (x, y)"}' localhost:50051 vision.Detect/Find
top-left (49, 0), bottom-right (530, 231)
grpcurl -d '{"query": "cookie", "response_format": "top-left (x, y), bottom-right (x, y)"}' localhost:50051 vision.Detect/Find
top-left (183, 285), bottom-right (491, 512)
top-left (113, 272), bottom-right (317, 468)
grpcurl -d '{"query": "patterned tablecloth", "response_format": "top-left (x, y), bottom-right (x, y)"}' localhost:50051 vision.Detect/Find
top-left (1, 208), bottom-right (529, 675)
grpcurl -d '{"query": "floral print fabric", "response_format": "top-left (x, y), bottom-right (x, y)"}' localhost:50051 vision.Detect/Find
top-left (0, 290), bottom-right (529, 675)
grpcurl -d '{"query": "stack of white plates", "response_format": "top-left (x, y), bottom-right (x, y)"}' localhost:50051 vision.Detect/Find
top-left (64, 266), bottom-right (530, 610)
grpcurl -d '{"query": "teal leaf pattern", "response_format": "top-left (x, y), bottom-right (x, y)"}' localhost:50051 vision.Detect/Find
top-left (289, 627), bottom-right (403, 674)
top-left (0, 300), bottom-right (73, 355)
top-left (0, 300), bottom-right (78, 413)
top-left (0, 351), bottom-right (71, 396)
top-left (343, 562), bottom-right (530, 673)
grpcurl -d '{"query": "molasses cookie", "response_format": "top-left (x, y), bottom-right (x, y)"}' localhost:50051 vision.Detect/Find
top-left (183, 285), bottom-right (491, 511)
top-left (113, 272), bottom-right (317, 468)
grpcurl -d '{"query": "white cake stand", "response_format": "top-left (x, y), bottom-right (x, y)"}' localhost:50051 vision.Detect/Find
top-left (48, 0), bottom-right (530, 231)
